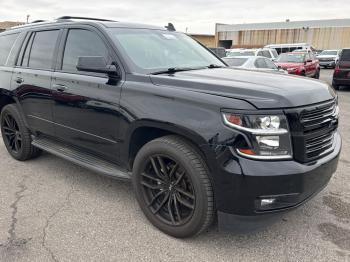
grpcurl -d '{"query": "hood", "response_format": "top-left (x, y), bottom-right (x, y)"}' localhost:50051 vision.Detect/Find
top-left (317, 55), bottom-right (337, 59)
top-left (274, 62), bottom-right (303, 69)
top-left (150, 68), bottom-right (335, 109)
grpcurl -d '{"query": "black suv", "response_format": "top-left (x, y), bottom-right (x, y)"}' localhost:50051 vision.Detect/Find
top-left (0, 17), bottom-right (341, 238)
top-left (333, 48), bottom-right (350, 90)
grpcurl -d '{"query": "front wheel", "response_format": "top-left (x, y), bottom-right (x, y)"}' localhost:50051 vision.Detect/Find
top-left (132, 135), bottom-right (215, 238)
top-left (332, 80), bottom-right (340, 90)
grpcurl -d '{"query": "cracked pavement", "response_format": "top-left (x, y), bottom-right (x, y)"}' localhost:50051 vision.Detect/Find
top-left (0, 69), bottom-right (349, 262)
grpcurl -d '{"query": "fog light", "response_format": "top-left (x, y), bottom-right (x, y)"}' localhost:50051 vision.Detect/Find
top-left (260, 198), bottom-right (276, 207)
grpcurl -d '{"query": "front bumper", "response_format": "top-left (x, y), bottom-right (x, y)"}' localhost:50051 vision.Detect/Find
top-left (320, 61), bottom-right (336, 67)
top-left (209, 131), bottom-right (341, 231)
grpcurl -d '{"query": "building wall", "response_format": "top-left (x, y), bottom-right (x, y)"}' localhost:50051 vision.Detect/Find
top-left (189, 34), bottom-right (216, 48)
top-left (218, 27), bottom-right (350, 49)
top-left (216, 19), bottom-right (350, 50)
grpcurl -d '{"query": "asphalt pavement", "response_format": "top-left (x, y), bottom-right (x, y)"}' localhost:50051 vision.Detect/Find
top-left (0, 69), bottom-right (349, 262)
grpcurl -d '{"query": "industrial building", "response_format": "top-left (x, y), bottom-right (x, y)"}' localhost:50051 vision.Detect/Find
top-left (215, 18), bottom-right (350, 50)
top-left (189, 34), bottom-right (216, 48)
top-left (0, 21), bottom-right (24, 32)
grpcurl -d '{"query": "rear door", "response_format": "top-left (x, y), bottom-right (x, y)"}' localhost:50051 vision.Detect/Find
top-left (304, 53), bottom-right (314, 76)
top-left (52, 26), bottom-right (124, 162)
top-left (12, 29), bottom-right (61, 136)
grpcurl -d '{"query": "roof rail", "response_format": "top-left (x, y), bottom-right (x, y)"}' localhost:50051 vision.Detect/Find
top-left (56, 16), bottom-right (116, 22)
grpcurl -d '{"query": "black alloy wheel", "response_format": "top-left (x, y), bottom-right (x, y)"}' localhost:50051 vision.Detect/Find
top-left (2, 113), bottom-right (22, 153)
top-left (141, 154), bottom-right (195, 226)
top-left (132, 135), bottom-right (215, 238)
top-left (1, 104), bottom-right (41, 161)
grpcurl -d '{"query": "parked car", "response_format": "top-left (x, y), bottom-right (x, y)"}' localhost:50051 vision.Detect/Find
top-left (265, 43), bottom-right (316, 55)
top-left (208, 47), bottom-right (226, 58)
top-left (226, 48), bottom-right (278, 60)
top-left (317, 50), bottom-right (341, 68)
top-left (332, 48), bottom-right (350, 90)
top-left (0, 17), bottom-right (340, 238)
top-left (275, 52), bottom-right (320, 78)
top-left (222, 56), bottom-right (287, 74)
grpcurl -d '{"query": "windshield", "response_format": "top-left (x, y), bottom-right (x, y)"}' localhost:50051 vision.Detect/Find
top-left (320, 50), bottom-right (338, 56)
top-left (222, 57), bottom-right (248, 66)
top-left (276, 53), bottom-right (305, 63)
top-left (107, 28), bottom-right (225, 73)
top-left (227, 51), bottom-right (255, 57)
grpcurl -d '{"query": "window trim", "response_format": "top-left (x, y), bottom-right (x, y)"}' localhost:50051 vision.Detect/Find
top-left (56, 25), bottom-right (122, 78)
top-left (17, 28), bottom-right (62, 72)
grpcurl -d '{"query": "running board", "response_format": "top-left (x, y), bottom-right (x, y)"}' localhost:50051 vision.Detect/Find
top-left (32, 137), bottom-right (131, 180)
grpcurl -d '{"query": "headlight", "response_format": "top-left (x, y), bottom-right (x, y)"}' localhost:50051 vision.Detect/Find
top-left (222, 113), bottom-right (293, 160)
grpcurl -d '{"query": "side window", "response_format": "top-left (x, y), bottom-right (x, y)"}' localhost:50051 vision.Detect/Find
top-left (0, 33), bottom-right (19, 66)
top-left (62, 29), bottom-right (110, 73)
top-left (264, 58), bottom-right (277, 69)
top-left (257, 51), bottom-right (263, 56)
top-left (26, 30), bottom-right (59, 70)
top-left (254, 58), bottom-right (267, 68)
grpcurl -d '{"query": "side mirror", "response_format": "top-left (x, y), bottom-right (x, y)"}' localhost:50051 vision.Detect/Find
top-left (76, 56), bottom-right (119, 77)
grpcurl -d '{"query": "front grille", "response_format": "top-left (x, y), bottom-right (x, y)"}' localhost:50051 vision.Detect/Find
top-left (287, 100), bottom-right (338, 163)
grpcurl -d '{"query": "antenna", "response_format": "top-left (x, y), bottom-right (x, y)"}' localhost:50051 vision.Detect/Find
top-left (165, 23), bottom-right (176, 31)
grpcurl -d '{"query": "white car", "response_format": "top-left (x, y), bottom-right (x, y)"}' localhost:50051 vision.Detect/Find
top-left (264, 43), bottom-right (317, 54)
top-left (222, 56), bottom-right (287, 74)
top-left (226, 48), bottom-right (278, 60)
top-left (316, 50), bottom-right (341, 68)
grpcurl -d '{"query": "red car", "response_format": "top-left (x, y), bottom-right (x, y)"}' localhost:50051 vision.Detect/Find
top-left (275, 52), bottom-right (320, 78)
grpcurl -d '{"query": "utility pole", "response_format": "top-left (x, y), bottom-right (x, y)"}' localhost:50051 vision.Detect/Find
top-left (26, 15), bottom-right (30, 24)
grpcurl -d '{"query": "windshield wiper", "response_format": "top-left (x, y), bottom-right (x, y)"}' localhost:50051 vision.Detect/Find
top-left (151, 67), bottom-right (203, 75)
top-left (207, 64), bottom-right (225, 68)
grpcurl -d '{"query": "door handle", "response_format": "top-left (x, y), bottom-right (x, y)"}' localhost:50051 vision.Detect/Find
top-left (53, 84), bottom-right (67, 92)
top-left (15, 77), bottom-right (23, 84)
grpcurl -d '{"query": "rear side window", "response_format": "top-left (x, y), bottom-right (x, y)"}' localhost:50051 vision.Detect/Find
top-left (24, 30), bottom-right (59, 70)
top-left (62, 29), bottom-right (110, 72)
top-left (0, 33), bottom-right (19, 66)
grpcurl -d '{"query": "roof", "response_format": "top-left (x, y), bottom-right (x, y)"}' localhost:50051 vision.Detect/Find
top-left (217, 18), bottom-right (350, 32)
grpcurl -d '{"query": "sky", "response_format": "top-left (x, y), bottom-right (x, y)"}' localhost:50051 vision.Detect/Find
top-left (0, 0), bottom-right (349, 34)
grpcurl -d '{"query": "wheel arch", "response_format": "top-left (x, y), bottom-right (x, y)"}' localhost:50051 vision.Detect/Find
top-left (124, 120), bottom-right (213, 171)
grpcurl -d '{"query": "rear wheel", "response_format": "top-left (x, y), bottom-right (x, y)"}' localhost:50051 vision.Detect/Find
top-left (132, 135), bottom-right (215, 238)
top-left (0, 104), bottom-right (41, 161)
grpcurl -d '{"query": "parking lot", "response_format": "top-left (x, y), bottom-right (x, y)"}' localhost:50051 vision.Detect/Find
top-left (0, 69), bottom-right (349, 262)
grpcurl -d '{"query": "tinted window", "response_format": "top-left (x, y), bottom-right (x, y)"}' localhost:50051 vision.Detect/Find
top-left (62, 29), bottom-right (110, 72)
top-left (0, 33), bottom-right (19, 66)
top-left (27, 30), bottom-right (59, 69)
top-left (257, 51), bottom-right (263, 56)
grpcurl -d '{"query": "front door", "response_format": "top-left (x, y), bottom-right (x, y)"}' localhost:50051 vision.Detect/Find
top-left (52, 28), bottom-right (123, 163)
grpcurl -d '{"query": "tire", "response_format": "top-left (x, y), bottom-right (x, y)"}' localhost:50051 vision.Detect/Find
top-left (301, 71), bottom-right (306, 77)
top-left (332, 81), bottom-right (340, 90)
top-left (132, 135), bottom-right (215, 238)
top-left (0, 104), bottom-right (41, 161)
top-left (314, 69), bottom-right (320, 79)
